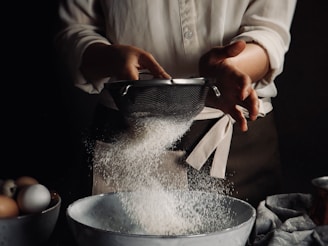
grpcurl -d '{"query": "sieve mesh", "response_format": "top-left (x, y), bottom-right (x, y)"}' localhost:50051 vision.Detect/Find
top-left (106, 78), bottom-right (210, 120)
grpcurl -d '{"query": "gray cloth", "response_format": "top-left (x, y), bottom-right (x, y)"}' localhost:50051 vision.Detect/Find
top-left (251, 193), bottom-right (328, 246)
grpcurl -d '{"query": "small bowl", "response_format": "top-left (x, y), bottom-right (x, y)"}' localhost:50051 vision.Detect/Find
top-left (0, 191), bottom-right (61, 246)
top-left (310, 176), bottom-right (328, 225)
top-left (312, 176), bottom-right (328, 191)
top-left (67, 191), bottom-right (256, 246)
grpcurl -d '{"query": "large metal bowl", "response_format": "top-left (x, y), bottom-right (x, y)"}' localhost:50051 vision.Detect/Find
top-left (66, 191), bottom-right (256, 246)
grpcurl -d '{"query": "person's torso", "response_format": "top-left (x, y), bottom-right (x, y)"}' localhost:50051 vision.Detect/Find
top-left (101, 0), bottom-right (250, 77)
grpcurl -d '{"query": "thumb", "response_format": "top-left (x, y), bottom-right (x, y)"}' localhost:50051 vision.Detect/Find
top-left (224, 40), bottom-right (246, 57)
top-left (201, 40), bottom-right (246, 64)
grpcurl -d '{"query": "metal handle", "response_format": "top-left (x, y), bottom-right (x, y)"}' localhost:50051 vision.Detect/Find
top-left (211, 85), bottom-right (221, 97)
top-left (121, 85), bottom-right (132, 96)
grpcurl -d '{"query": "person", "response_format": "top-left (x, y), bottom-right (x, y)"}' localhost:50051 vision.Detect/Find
top-left (55, 0), bottom-right (297, 207)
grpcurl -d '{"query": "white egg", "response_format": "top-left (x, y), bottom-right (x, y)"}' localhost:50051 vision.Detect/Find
top-left (17, 184), bottom-right (51, 214)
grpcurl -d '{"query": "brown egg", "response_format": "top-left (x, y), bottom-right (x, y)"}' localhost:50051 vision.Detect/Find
top-left (15, 176), bottom-right (39, 189)
top-left (0, 195), bottom-right (20, 218)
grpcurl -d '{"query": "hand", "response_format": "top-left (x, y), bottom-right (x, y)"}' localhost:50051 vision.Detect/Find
top-left (80, 43), bottom-right (171, 81)
top-left (199, 40), bottom-right (259, 132)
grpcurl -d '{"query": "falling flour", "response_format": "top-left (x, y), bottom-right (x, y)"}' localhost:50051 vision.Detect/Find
top-left (93, 116), bottom-right (232, 235)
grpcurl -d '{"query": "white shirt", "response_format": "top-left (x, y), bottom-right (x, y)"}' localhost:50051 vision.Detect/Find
top-left (56, 0), bottom-right (296, 97)
top-left (55, 0), bottom-right (296, 178)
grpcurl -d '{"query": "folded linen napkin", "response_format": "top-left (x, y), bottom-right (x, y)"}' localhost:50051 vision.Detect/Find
top-left (251, 193), bottom-right (328, 246)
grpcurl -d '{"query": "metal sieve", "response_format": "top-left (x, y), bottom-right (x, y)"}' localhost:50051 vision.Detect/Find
top-left (105, 77), bottom-right (217, 121)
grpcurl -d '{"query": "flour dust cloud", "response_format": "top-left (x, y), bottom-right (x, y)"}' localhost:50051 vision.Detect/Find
top-left (93, 116), bottom-right (233, 235)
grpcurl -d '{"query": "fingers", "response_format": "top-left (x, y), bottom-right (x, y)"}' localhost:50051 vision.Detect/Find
top-left (232, 73), bottom-right (259, 121)
top-left (114, 45), bottom-right (171, 80)
top-left (232, 110), bottom-right (248, 132)
top-left (244, 89), bottom-right (259, 121)
top-left (225, 96), bottom-right (257, 132)
top-left (140, 53), bottom-right (171, 79)
top-left (229, 82), bottom-right (259, 125)
top-left (216, 97), bottom-right (249, 132)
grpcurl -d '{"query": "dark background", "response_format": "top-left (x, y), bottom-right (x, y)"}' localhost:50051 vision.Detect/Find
top-left (2, 0), bottom-right (328, 244)
top-left (272, 0), bottom-right (328, 192)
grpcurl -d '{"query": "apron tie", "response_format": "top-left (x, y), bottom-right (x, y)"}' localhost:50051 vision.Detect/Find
top-left (186, 98), bottom-right (272, 178)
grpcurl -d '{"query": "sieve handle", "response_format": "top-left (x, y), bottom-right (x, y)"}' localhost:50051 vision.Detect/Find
top-left (121, 85), bottom-right (132, 96)
top-left (211, 85), bottom-right (221, 97)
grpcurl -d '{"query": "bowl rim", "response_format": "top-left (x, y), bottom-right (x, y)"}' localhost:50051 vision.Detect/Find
top-left (66, 192), bottom-right (256, 238)
top-left (312, 176), bottom-right (328, 190)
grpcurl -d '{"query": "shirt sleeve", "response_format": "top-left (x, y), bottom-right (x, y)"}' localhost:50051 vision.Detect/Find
top-left (55, 0), bottom-right (110, 94)
top-left (231, 0), bottom-right (297, 89)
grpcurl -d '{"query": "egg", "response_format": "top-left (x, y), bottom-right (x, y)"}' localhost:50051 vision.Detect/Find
top-left (0, 179), bottom-right (17, 198)
top-left (17, 184), bottom-right (51, 214)
top-left (0, 195), bottom-right (20, 218)
top-left (15, 176), bottom-right (39, 189)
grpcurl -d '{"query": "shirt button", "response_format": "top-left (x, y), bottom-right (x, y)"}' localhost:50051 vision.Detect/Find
top-left (184, 28), bottom-right (193, 39)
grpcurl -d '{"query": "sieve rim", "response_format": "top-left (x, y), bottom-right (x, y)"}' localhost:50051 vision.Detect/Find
top-left (105, 77), bottom-right (209, 89)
